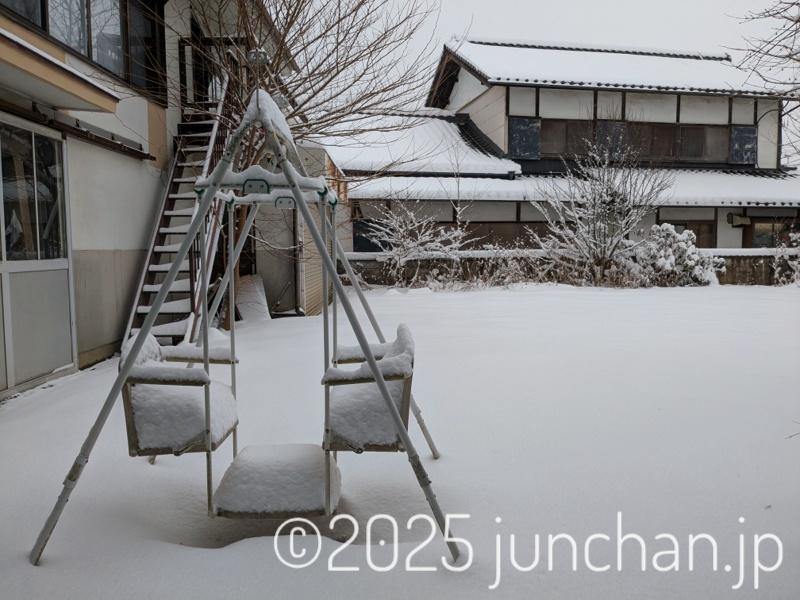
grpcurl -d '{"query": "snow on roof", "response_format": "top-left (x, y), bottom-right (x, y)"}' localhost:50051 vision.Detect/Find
top-left (350, 170), bottom-right (800, 208)
top-left (443, 37), bottom-right (788, 97)
top-left (321, 113), bottom-right (521, 176)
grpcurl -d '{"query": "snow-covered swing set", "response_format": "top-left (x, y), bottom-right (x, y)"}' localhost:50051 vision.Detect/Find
top-left (30, 90), bottom-right (460, 565)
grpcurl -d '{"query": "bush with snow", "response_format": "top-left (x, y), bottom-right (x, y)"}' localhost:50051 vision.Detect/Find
top-left (631, 224), bottom-right (725, 286)
top-left (773, 231), bottom-right (800, 286)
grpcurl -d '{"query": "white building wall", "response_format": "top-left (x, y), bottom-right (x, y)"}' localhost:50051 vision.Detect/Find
top-left (757, 100), bottom-right (780, 169)
top-left (459, 202), bottom-right (516, 222)
top-left (462, 86), bottom-right (507, 152)
top-left (679, 96), bottom-right (728, 125)
top-left (717, 211), bottom-right (744, 248)
top-left (597, 92), bottom-right (623, 120)
top-left (508, 87), bottom-right (537, 117)
top-left (448, 70), bottom-right (488, 111)
top-left (539, 89), bottom-right (593, 120)
top-left (626, 93), bottom-right (677, 122)
top-left (731, 98), bottom-right (755, 125)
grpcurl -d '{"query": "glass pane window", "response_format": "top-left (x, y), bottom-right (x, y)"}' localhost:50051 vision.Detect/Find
top-left (91, 0), bottom-right (124, 76)
top-left (0, 0), bottom-right (43, 27)
top-left (1, 124), bottom-right (38, 260)
top-left (128, 0), bottom-right (157, 89)
top-left (34, 136), bottom-right (66, 259)
top-left (49, 0), bottom-right (88, 54)
top-left (0, 124), bottom-right (66, 262)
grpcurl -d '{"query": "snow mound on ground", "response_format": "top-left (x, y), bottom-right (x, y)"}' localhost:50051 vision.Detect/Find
top-left (237, 275), bottom-right (270, 321)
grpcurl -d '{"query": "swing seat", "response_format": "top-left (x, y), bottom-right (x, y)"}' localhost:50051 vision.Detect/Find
top-left (120, 334), bottom-right (238, 457)
top-left (214, 444), bottom-right (341, 519)
top-left (323, 325), bottom-right (414, 453)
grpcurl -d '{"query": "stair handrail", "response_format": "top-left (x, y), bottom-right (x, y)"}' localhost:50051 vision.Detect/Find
top-left (186, 66), bottom-right (236, 343)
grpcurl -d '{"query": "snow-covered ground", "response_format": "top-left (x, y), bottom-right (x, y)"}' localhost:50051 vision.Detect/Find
top-left (2, 285), bottom-right (798, 599)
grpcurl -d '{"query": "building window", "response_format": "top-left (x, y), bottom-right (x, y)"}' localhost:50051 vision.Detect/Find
top-left (0, 123), bottom-right (66, 261)
top-left (659, 220), bottom-right (716, 248)
top-left (0, 0), bottom-right (43, 27)
top-left (541, 120), bottom-right (593, 157)
top-left (750, 219), bottom-right (799, 248)
top-left (49, 0), bottom-right (87, 53)
top-left (91, 0), bottom-right (124, 76)
top-left (1, 0), bottom-right (165, 98)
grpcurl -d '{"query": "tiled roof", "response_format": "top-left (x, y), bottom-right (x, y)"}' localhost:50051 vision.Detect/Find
top-left (350, 169), bottom-right (800, 208)
top-left (428, 37), bottom-right (794, 107)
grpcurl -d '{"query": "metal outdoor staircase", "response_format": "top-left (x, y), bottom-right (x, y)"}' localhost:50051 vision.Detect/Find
top-left (125, 95), bottom-right (231, 346)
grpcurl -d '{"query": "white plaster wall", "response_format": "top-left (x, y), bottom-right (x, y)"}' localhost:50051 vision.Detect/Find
top-left (717, 211), bottom-right (743, 248)
top-left (679, 96), bottom-right (728, 125)
top-left (597, 92), bottom-right (623, 120)
top-left (539, 89), bottom-right (593, 120)
top-left (462, 87), bottom-right (507, 152)
top-left (508, 87), bottom-right (537, 117)
top-left (747, 207), bottom-right (797, 217)
top-left (67, 137), bottom-right (163, 251)
top-left (459, 202), bottom-right (516, 222)
top-left (357, 201), bottom-right (388, 218)
top-left (448, 70), bottom-right (488, 112)
top-left (757, 100), bottom-right (780, 169)
top-left (626, 93), bottom-right (677, 122)
top-left (732, 98), bottom-right (755, 125)
top-left (631, 212), bottom-right (658, 242)
top-left (408, 201), bottom-right (453, 222)
top-left (659, 207), bottom-right (716, 220)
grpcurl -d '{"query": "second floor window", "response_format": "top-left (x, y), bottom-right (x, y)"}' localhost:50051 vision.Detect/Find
top-left (1, 0), bottom-right (165, 99)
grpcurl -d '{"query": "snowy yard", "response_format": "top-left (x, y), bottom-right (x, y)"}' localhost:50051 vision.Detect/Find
top-left (1, 285), bottom-right (798, 599)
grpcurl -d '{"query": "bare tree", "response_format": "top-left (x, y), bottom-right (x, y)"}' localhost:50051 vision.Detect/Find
top-left (530, 131), bottom-right (675, 286)
top-left (186, 0), bottom-right (438, 142)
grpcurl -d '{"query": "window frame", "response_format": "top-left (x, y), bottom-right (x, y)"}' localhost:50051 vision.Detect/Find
top-left (0, 115), bottom-right (67, 263)
top-left (0, 0), bottom-right (166, 102)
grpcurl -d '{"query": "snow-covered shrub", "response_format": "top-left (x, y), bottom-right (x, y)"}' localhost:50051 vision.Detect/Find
top-left (530, 128), bottom-right (674, 287)
top-left (773, 231), bottom-right (800, 285)
top-left (426, 244), bottom-right (535, 290)
top-left (364, 201), bottom-right (471, 287)
top-left (632, 224), bottom-right (725, 286)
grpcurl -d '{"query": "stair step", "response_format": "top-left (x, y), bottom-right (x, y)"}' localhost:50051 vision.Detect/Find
top-left (143, 279), bottom-right (191, 294)
top-left (132, 317), bottom-right (191, 338)
top-left (186, 146), bottom-right (209, 152)
top-left (160, 224), bottom-right (190, 234)
top-left (214, 445), bottom-right (341, 519)
top-left (164, 207), bottom-right (196, 217)
top-left (154, 243), bottom-right (183, 253)
top-left (149, 261), bottom-right (189, 273)
top-left (179, 160), bottom-right (205, 167)
top-left (174, 176), bottom-right (198, 184)
top-left (181, 131), bottom-right (212, 138)
top-left (137, 298), bottom-right (192, 314)
top-left (168, 192), bottom-right (198, 200)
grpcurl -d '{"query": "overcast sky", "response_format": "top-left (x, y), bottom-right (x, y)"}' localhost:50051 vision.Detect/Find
top-left (427, 0), bottom-right (776, 59)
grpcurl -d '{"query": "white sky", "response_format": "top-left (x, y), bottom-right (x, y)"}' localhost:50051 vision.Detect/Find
top-left (428, 0), bottom-right (776, 59)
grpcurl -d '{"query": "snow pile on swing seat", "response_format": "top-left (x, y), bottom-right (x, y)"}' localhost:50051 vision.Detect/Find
top-left (121, 334), bottom-right (238, 452)
top-left (213, 444), bottom-right (341, 515)
top-left (329, 379), bottom-right (407, 447)
top-left (130, 382), bottom-right (237, 452)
